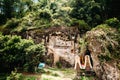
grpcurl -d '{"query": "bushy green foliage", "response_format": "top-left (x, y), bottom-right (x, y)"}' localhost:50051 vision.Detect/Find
top-left (39, 9), bottom-right (52, 20)
top-left (0, 34), bottom-right (45, 72)
top-left (46, 59), bottom-right (53, 66)
top-left (56, 61), bottom-right (62, 68)
top-left (0, 34), bottom-right (33, 71)
top-left (36, 68), bottom-right (45, 73)
top-left (7, 69), bottom-right (23, 80)
top-left (0, 35), bottom-right (34, 61)
top-left (0, 14), bottom-right (6, 25)
top-left (4, 18), bottom-right (20, 29)
top-left (1, 0), bottom-right (75, 33)
top-left (0, 0), bottom-right (33, 21)
top-left (51, 73), bottom-right (59, 77)
top-left (26, 43), bottom-right (45, 54)
top-left (70, 0), bottom-right (102, 27)
top-left (23, 76), bottom-right (36, 80)
top-left (23, 63), bottom-right (35, 72)
top-left (92, 24), bottom-right (110, 32)
top-left (1, 0), bottom-right (120, 33)
top-left (24, 43), bottom-right (45, 72)
top-left (77, 20), bottom-right (90, 31)
top-left (105, 17), bottom-right (120, 28)
top-left (71, 19), bottom-right (90, 33)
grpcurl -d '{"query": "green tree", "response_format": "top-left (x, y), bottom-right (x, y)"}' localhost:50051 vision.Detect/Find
top-left (70, 0), bottom-right (102, 27)
top-left (0, 34), bottom-right (45, 72)
top-left (2, 0), bottom-right (15, 19)
top-left (95, 0), bottom-right (120, 20)
top-left (95, 0), bottom-right (112, 20)
top-left (0, 0), bottom-right (6, 24)
top-left (1, 0), bottom-right (33, 19)
top-left (108, 0), bottom-right (120, 19)
top-left (105, 18), bottom-right (120, 28)
top-left (12, 0), bottom-right (33, 18)
top-left (24, 43), bottom-right (45, 72)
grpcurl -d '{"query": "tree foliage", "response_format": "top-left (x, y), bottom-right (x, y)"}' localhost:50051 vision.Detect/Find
top-left (70, 0), bottom-right (102, 27)
top-left (0, 34), bottom-right (45, 72)
top-left (105, 17), bottom-right (120, 28)
top-left (0, 0), bottom-right (33, 24)
top-left (0, 0), bottom-right (120, 26)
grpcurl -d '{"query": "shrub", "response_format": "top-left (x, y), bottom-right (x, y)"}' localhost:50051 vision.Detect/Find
top-left (7, 69), bottom-right (23, 80)
top-left (0, 14), bottom-right (6, 25)
top-left (46, 59), bottom-right (52, 65)
top-left (71, 19), bottom-right (90, 33)
top-left (56, 61), bottom-right (62, 68)
top-left (23, 76), bottom-right (36, 80)
top-left (36, 68), bottom-right (45, 73)
top-left (92, 24), bottom-right (110, 32)
top-left (23, 63), bottom-right (35, 72)
top-left (105, 17), bottom-right (120, 28)
top-left (51, 73), bottom-right (59, 77)
top-left (39, 9), bottom-right (52, 20)
top-left (25, 43), bottom-right (45, 72)
top-left (0, 34), bottom-right (45, 72)
top-left (4, 18), bottom-right (20, 29)
top-left (52, 19), bottom-right (64, 26)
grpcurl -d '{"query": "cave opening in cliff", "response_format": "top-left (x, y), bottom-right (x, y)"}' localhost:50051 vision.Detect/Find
top-left (85, 47), bottom-right (93, 67)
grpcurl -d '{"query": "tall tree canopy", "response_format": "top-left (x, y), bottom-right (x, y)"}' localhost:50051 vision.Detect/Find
top-left (0, 0), bottom-right (33, 24)
top-left (70, 0), bottom-right (102, 27)
top-left (0, 0), bottom-right (120, 27)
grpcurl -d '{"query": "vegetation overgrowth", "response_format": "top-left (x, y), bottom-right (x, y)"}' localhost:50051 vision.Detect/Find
top-left (0, 33), bottom-right (45, 73)
top-left (0, 0), bottom-right (120, 79)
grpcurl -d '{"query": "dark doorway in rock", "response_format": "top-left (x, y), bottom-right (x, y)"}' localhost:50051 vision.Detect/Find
top-left (85, 47), bottom-right (93, 67)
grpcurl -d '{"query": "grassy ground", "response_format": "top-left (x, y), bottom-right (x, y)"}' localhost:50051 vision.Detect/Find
top-left (40, 67), bottom-right (76, 80)
top-left (0, 67), bottom-right (96, 80)
top-left (21, 73), bottom-right (40, 80)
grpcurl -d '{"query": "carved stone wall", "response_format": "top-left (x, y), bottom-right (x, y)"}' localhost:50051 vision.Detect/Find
top-left (23, 26), bottom-right (80, 66)
top-left (47, 31), bottom-right (80, 66)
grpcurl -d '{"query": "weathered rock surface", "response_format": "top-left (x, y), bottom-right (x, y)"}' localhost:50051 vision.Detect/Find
top-left (91, 53), bottom-right (120, 80)
top-left (102, 63), bottom-right (119, 80)
top-left (86, 26), bottom-right (120, 80)
top-left (20, 26), bottom-right (120, 79)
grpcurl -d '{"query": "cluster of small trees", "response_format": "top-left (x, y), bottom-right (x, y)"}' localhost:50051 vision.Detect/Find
top-left (0, 33), bottom-right (45, 72)
top-left (0, 0), bottom-right (120, 34)
top-left (0, 0), bottom-right (33, 24)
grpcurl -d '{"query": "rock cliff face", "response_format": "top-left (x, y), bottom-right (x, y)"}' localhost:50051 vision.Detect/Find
top-left (22, 26), bottom-right (80, 66)
top-left (20, 26), bottom-right (120, 79)
top-left (86, 25), bottom-right (120, 80)
top-left (46, 27), bottom-right (80, 66)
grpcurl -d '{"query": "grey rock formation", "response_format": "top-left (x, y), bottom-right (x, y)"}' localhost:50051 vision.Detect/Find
top-left (86, 27), bottom-right (120, 80)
